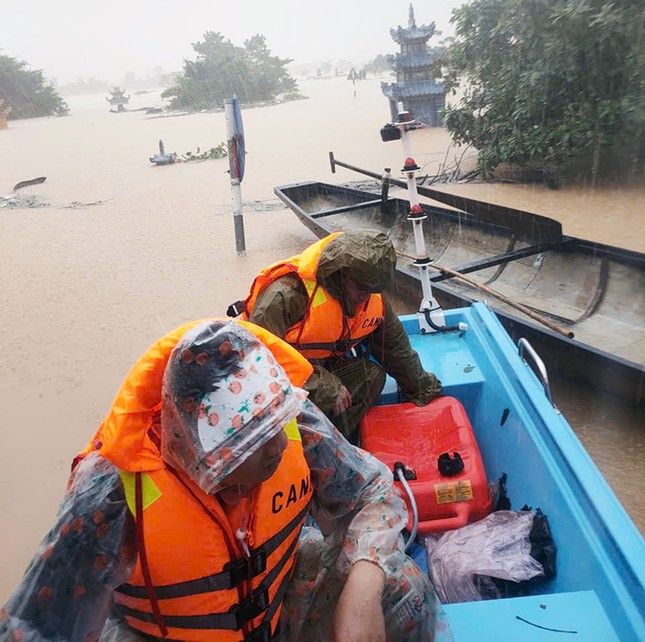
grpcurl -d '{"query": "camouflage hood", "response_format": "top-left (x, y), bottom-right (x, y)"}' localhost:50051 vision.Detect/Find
top-left (315, 230), bottom-right (396, 315)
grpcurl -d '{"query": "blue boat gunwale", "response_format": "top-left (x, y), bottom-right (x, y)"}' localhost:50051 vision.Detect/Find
top-left (389, 302), bottom-right (644, 640)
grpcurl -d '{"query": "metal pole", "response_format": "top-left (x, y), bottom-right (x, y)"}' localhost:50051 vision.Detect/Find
top-left (393, 102), bottom-right (446, 333)
top-left (224, 99), bottom-right (246, 256)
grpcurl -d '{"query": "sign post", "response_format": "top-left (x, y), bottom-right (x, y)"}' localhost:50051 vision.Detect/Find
top-left (224, 96), bottom-right (246, 256)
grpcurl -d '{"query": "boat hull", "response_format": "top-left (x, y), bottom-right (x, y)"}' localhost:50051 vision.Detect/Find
top-left (384, 303), bottom-right (644, 641)
top-left (274, 180), bottom-right (645, 405)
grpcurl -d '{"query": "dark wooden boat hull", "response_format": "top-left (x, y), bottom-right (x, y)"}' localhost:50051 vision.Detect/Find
top-left (274, 181), bottom-right (645, 405)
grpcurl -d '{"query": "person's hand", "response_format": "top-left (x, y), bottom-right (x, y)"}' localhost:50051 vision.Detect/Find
top-left (333, 561), bottom-right (386, 642)
top-left (333, 384), bottom-right (352, 416)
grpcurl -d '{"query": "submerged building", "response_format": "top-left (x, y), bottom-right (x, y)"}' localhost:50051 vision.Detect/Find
top-left (381, 4), bottom-right (446, 126)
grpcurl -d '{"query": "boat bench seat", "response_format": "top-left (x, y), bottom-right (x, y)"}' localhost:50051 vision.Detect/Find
top-left (443, 590), bottom-right (619, 641)
top-left (377, 319), bottom-right (485, 409)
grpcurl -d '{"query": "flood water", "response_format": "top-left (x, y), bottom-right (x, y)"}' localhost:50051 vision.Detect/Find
top-left (0, 77), bottom-right (643, 600)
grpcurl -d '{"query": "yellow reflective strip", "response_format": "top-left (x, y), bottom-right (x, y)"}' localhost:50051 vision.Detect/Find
top-left (119, 470), bottom-right (162, 514)
top-left (303, 279), bottom-right (316, 295)
top-left (283, 417), bottom-right (301, 442)
top-left (302, 279), bottom-right (327, 308)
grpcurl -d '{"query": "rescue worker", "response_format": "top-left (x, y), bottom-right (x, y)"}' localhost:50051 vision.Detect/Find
top-left (0, 319), bottom-right (453, 642)
top-left (237, 229), bottom-right (442, 441)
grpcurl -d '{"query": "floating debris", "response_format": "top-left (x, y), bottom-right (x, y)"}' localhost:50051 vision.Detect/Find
top-left (13, 176), bottom-right (46, 191)
top-left (149, 139), bottom-right (177, 166)
top-left (0, 194), bottom-right (49, 209)
top-left (182, 143), bottom-right (227, 162)
top-left (63, 198), bottom-right (113, 209)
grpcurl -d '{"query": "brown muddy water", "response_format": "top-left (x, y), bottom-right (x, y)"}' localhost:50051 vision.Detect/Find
top-left (0, 77), bottom-right (643, 600)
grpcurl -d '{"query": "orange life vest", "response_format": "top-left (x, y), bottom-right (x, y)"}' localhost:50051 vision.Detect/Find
top-left (114, 426), bottom-right (311, 641)
top-left (76, 319), bottom-right (313, 641)
top-left (242, 235), bottom-right (385, 359)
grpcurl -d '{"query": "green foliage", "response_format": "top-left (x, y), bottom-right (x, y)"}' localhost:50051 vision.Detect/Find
top-left (364, 54), bottom-right (391, 75)
top-left (182, 143), bottom-right (228, 162)
top-left (0, 54), bottom-right (69, 119)
top-left (162, 32), bottom-right (299, 111)
top-left (443, 0), bottom-right (644, 182)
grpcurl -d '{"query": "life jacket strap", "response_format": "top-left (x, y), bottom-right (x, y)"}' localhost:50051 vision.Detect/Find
top-left (118, 579), bottom-right (278, 632)
top-left (135, 472), bottom-right (168, 637)
top-left (252, 503), bottom-right (309, 558)
top-left (118, 602), bottom-right (240, 631)
top-left (251, 533), bottom-right (299, 603)
top-left (116, 551), bottom-right (265, 599)
top-left (295, 338), bottom-right (363, 354)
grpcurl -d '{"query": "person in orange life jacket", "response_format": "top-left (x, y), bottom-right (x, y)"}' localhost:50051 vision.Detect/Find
top-left (239, 229), bottom-right (442, 442)
top-left (0, 319), bottom-right (453, 642)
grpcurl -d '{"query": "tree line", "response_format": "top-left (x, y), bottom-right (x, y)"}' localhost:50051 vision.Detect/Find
top-left (442, 0), bottom-right (643, 183)
top-left (2, 0), bottom-right (642, 183)
top-left (0, 55), bottom-right (68, 119)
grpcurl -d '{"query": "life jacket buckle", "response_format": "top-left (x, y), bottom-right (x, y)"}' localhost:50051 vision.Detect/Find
top-left (250, 549), bottom-right (267, 575)
top-left (227, 300), bottom-right (246, 318)
top-left (224, 558), bottom-right (247, 587)
top-left (225, 550), bottom-right (267, 588)
top-left (235, 588), bottom-right (270, 627)
top-left (252, 587), bottom-right (270, 612)
top-left (244, 621), bottom-right (273, 642)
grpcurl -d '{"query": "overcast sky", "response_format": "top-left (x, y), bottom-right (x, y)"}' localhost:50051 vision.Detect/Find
top-left (2, 0), bottom-right (467, 85)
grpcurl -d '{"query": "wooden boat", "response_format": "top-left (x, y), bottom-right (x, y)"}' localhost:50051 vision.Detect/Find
top-left (274, 180), bottom-right (645, 404)
top-left (379, 301), bottom-right (644, 640)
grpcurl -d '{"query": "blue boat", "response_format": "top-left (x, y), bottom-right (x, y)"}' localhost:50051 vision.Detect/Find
top-left (376, 302), bottom-right (644, 641)
top-left (330, 107), bottom-right (644, 641)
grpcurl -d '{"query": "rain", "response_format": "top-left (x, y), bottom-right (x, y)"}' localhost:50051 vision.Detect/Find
top-left (0, 0), bottom-right (643, 619)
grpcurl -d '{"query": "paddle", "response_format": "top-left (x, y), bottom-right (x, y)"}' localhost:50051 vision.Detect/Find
top-left (329, 153), bottom-right (563, 244)
top-left (396, 249), bottom-right (575, 339)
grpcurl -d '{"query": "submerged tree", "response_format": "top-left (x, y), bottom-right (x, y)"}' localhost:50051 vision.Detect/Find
top-left (442, 0), bottom-right (644, 183)
top-left (162, 32), bottom-right (299, 111)
top-left (0, 54), bottom-right (68, 119)
top-left (364, 55), bottom-right (391, 75)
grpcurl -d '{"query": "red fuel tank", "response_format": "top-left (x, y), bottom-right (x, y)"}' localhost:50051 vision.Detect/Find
top-left (360, 396), bottom-right (492, 533)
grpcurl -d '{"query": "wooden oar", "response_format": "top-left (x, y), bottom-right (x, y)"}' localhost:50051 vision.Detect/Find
top-left (396, 250), bottom-right (575, 339)
top-left (328, 152), bottom-right (563, 244)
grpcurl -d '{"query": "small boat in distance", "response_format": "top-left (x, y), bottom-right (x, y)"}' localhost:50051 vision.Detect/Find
top-left (274, 180), bottom-right (645, 405)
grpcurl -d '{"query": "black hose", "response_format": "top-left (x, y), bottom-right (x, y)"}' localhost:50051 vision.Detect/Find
top-left (423, 308), bottom-right (462, 333)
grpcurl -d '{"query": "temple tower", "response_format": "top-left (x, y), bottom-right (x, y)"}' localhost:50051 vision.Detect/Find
top-left (381, 4), bottom-right (446, 126)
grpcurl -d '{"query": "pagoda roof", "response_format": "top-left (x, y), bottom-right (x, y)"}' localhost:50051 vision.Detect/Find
top-left (381, 80), bottom-right (445, 98)
top-left (390, 4), bottom-right (436, 44)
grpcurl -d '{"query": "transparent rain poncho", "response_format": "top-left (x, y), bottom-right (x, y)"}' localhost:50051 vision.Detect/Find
top-left (0, 320), bottom-right (453, 642)
top-left (160, 320), bottom-right (306, 494)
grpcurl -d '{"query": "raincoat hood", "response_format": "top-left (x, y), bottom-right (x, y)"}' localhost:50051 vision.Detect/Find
top-left (161, 320), bottom-right (305, 494)
top-left (315, 230), bottom-right (396, 311)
